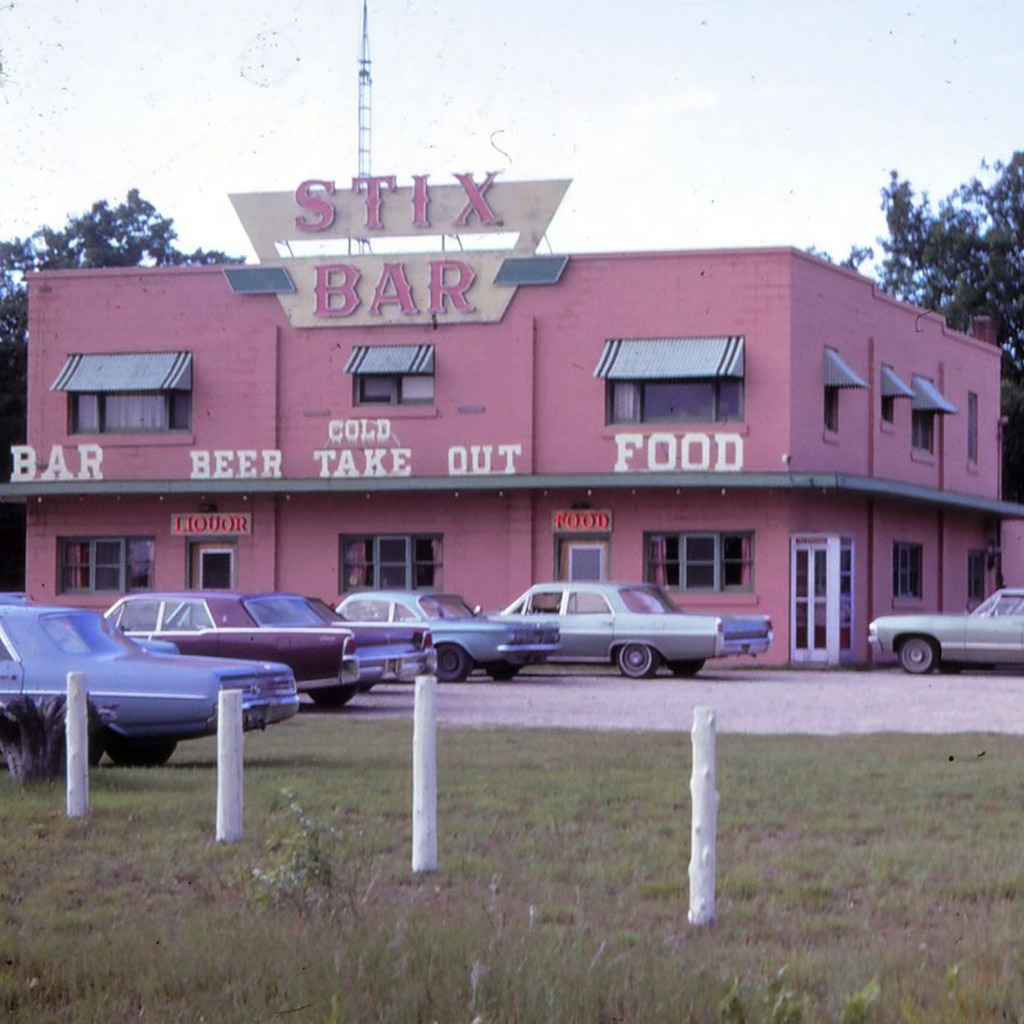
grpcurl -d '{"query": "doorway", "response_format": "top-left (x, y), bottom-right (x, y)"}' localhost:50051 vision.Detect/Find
top-left (557, 538), bottom-right (609, 581)
top-left (791, 535), bottom-right (853, 664)
top-left (188, 543), bottom-right (236, 590)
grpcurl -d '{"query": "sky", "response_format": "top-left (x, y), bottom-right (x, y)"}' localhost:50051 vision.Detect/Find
top-left (2, 0), bottom-right (1023, 271)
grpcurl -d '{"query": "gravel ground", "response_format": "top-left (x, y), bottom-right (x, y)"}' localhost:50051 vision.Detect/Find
top-left (321, 664), bottom-right (1024, 735)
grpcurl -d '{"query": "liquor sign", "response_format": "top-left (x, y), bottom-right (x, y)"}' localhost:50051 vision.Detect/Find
top-left (171, 512), bottom-right (252, 536)
top-left (552, 509), bottom-right (613, 533)
top-left (229, 173), bottom-right (570, 328)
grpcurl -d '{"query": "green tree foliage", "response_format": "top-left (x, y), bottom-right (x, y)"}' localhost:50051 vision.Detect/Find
top-left (0, 190), bottom-right (242, 588)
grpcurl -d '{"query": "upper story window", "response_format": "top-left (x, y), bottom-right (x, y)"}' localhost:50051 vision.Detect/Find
top-left (594, 336), bottom-right (745, 425)
top-left (345, 344), bottom-right (435, 407)
top-left (909, 375), bottom-right (958, 455)
top-left (823, 348), bottom-right (868, 433)
top-left (52, 352), bottom-right (193, 434)
top-left (967, 391), bottom-right (979, 463)
top-left (879, 365), bottom-right (914, 426)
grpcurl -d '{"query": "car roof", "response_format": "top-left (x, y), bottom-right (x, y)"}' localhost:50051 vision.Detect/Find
top-left (116, 591), bottom-right (310, 602)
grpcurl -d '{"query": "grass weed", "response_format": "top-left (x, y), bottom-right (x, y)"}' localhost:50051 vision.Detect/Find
top-left (0, 716), bottom-right (1023, 1021)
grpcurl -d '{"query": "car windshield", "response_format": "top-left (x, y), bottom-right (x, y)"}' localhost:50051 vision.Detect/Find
top-left (973, 592), bottom-right (1024, 617)
top-left (418, 595), bottom-right (475, 620)
top-left (8, 611), bottom-right (142, 657)
top-left (617, 585), bottom-right (676, 614)
top-left (246, 595), bottom-right (335, 627)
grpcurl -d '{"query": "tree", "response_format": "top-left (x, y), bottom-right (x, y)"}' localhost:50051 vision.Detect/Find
top-left (0, 191), bottom-right (242, 589)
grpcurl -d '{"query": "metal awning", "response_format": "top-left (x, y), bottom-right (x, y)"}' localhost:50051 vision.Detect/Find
top-left (880, 365), bottom-right (915, 399)
top-left (344, 344), bottom-right (435, 375)
top-left (593, 336), bottom-right (745, 380)
top-left (50, 352), bottom-right (193, 392)
top-left (911, 375), bottom-right (958, 414)
top-left (824, 348), bottom-right (868, 389)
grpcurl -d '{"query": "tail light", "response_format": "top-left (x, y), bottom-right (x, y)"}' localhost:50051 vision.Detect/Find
top-left (343, 633), bottom-right (357, 656)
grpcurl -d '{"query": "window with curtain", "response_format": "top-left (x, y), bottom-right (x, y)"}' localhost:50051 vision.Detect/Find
top-left (645, 531), bottom-right (754, 592)
top-left (69, 390), bottom-right (191, 433)
top-left (892, 541), bottom-right (923, 599)
top-left (339, 534), bottom-right (444, 592)
top-left (58, 537), bottom-right (155, 594)
top-left (608, 378), bottom-right (743, 424)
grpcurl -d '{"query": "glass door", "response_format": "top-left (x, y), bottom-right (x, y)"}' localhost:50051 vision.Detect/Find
top-left (791, 536), bottom-right (853, 664)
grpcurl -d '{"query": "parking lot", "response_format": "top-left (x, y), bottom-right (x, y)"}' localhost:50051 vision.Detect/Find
top-left (326, 664), bottom-right (1024, 735)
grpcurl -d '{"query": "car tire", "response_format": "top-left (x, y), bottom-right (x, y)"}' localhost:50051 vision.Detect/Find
top-left (898, 636), bottom-right (939, 675)
top-left (308, 683), bottom-right (360, 707)
top-left (668, 659), bottom-right (705, 677)
top-left (436, 644), bottom-right (472, 682)
top-left (102, 732), bottom-right (178, 767)
top-left (486, 664), bottom-right (519, 681)
top-left (616, 643), bottom-right (661, 679)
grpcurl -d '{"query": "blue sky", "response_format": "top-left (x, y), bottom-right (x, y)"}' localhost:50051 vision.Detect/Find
top-left (2, 0), bottom-right (1022, 270)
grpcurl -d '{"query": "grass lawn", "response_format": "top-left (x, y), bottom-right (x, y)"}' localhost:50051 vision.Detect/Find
top-left (0, 712), bottom-right (1022, 1022)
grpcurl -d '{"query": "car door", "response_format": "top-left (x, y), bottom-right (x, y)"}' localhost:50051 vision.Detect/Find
top-left (0, 629), bottom-right (23, 696)
top-left (961, 593), bottom-right (1024, 663)
top-left (559, 589), bottom-right (615, 660)
top-left (158, 598), bottom-right (221, 657)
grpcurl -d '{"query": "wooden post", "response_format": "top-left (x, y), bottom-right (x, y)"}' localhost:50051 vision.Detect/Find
top-left (216, 689), bottom-right (243, 844)
top-left (66, 672), bottom-right (89, 819)
top-left (688, 705), bottom-right (718, 926)
top-left (411, 673), bottom-right (437, 873)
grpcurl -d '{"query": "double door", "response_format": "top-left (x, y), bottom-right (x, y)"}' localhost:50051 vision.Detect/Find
top-left (791, 536), bottom-right (853, 664)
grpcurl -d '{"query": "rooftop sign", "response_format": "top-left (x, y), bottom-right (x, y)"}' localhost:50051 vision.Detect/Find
top-left (229, 173), bottom-right (570, 328)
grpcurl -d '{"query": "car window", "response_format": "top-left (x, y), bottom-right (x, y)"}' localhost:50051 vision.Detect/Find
top-left (163, 600), bottom-right (214, 631)
top-left (245, 595), bottom-right (325, 627)
top-left (393, 603), bottom-right (418, 622)
top-left (529, 590), bottom-right (564, 614)
top-left (114, 599), bottom-right (161, 632)
top-left (339, 599), bottom-right (389, 622)
top-left (618, 585), bottom-right (674, 614)
top-left (566, 592), bottom-right (611, 615)
top-left (418, 595), bottom-right (472, 619)
top-left (0, 634), bottom-right (13, 661)
top-left (990, 595), bottom-right (1024, 616)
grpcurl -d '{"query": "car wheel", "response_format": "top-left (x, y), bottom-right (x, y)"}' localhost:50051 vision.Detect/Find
top-left (616, 643), bottom-right (661, 679)
top-left (486, 664), bottom-right (519, 681)
top-left (102, 733), bottom-right (178, 767)
top-left (668, 659), bottom-right (705, 678)
top-left (897, 636), bottom-right (939, 675)
top-left (435, 644), bottom-right (472, 682)
top-left (308, 683), bottom-right (360, 707)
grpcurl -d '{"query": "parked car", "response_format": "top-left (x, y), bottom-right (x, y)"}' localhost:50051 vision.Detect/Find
top-left (335, 590), bottom-right (560, 682)
top-left (0, 603), bottom-right (298, 766)
top-left (105, 592), bottom-right (434, 706)
top-left (500, 581), bottom-right (773, 678)
top-left (869, 587), bottom-right (1024, 674)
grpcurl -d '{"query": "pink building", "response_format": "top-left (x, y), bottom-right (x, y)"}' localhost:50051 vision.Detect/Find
top-left (3, 174), bottom-right (1019, 665)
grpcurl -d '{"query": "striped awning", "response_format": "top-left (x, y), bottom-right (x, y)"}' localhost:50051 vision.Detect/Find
top-left (344, 344), bottom-right (435, 376)
top-left (824, 348), bottom-right (868, 389)
top-left (593, 336), bottom-right (745, 380)
top-left (880, 365), bottom-right (915, 399)
top-left (911, 375), bottom-right (958, 414)
top-left (51, 352), bottom-right (193, 392)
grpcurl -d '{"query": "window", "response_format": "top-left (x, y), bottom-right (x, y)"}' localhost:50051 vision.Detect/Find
top-left (824, 387), bottom-right (840, 432)
top-left (880, 393), bottom-right (895, 424)
top-left (70, 390), bottom-right (191, 433)
top-left (645, 532), bottom-right (754, 592)
top-left (607, 378), bottom-right (742, 424)
top-left (355, 374), bottom-right (434, 406)
top-left (967, 549), bottom-right (985, 604)
top-left (911, 409), bottom-right (935, 453)
top-left (340, 534), bottom-right (443, 591)
top-left (967, 392), bottom-right (978, 463)
top-left (59, 537), bottom-right (155, 594)
top-left (892, 542), bottom-right (922, 599)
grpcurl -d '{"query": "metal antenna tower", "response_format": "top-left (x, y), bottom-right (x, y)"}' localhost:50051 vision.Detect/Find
top-left (357, 0), bottom-right (372, 252)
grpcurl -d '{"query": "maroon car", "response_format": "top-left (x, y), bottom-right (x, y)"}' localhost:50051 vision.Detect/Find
top-left (105, 592), bottom-right (434, 706)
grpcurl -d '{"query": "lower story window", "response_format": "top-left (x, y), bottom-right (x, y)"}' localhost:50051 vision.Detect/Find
top-left (967, 549), bottom-right (985, 604)
top-left (645, 532), bottom-right (754, 591)
top-left (892, 541), bottom-right (923, 599)
top-left (58, 537), bottom-right (155, 594)
top-left (340, 534), bottom-right (443, 591)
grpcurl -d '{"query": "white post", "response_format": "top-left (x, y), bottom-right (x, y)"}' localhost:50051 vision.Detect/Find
top-left (66, 672), bottom-right (89, 819)
top-left (688, 705), bottom-right (718, 926)
top-left (411, 674), bottom-right (438, 873)
top-left (216, 689), bottom-right (244, 844)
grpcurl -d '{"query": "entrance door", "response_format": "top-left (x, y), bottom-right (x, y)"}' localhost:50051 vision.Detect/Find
top-left (791, 536), bottom-right (853, 665)
top-left (189, 543), bottom-right (236, 590)
top-left (558, 539), bottom-right (608, 581)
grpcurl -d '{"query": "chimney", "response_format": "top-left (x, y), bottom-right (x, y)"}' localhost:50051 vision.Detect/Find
top-left (972, 315), bottom-right (1000, 346)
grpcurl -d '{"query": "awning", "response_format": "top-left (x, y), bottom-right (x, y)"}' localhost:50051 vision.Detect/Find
top-left (824, 348), bottom-right (868, 389)
top-left (880, 365), bottom-right (915, 399)
top-left (593, 336), bottom-right (745, 380)
top-left (911, 375), bottom-right (958, 414)
top-left (344, 344), bottom-right (435, 375)
top-left (50, 352), bottom-right (193, 392)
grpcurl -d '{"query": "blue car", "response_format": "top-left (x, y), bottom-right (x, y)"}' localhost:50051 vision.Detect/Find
top-left (0, 603), bottom-right (299, 766)
top-left (336, 590), bottom-right (560, 682)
